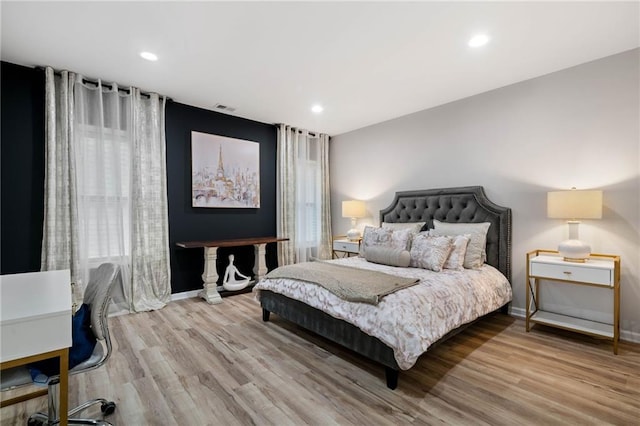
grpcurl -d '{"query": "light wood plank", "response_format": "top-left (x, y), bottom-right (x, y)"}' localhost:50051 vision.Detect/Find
top-left (2, 293), bottom-right (639, 425)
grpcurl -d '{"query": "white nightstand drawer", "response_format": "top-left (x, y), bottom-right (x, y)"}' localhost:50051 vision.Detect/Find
top-left (333, 239), bottom-right (360, 253)
top-left (530, 256), bottom-right (613, 286)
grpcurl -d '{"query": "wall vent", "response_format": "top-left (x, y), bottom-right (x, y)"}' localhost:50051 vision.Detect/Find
top-left (213, 103), bottom-right (236, 113)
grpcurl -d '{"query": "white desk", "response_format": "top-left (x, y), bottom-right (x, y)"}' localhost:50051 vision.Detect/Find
top-left (1, 269), bottom-right (72, 425)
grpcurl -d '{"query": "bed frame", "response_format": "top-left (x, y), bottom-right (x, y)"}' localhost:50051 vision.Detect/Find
top-left (260, 186), bottom-right (512, 389)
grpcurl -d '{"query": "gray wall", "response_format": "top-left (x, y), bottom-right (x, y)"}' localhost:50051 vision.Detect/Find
top-left (330, 49), bottom-right (640, 341)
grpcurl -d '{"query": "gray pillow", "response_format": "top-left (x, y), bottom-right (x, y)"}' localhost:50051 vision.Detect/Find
top-left (364, 246), bottom-right (411, 267)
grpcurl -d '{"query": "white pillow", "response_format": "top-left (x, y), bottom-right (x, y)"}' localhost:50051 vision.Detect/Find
top-left (430, 220), bottom-right (490, 269)
top-left (409, 234), bottom-right (453, 272)
top-left (364, 246), bottom-right (411, 267)
top-left (381, 222), bottom-right (426, 234)
top-left (442, 234), bottom-right (470, 270)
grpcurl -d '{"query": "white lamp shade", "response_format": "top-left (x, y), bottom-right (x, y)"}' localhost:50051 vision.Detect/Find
top-left (342, 200), bottom-right (366, 218)
top-left (547, 190), bottom-right (602, 220)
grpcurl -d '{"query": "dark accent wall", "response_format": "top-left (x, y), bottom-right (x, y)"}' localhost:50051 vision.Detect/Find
top-left (166, 102), bottom-right (277, 293)
top-left (1, 62), bottom-right (45, 274)
top-left (0, 61), bottom-right (278, 294)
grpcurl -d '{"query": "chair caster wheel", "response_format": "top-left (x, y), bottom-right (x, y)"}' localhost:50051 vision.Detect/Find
top-left (27, 419), bottom-right (44, 426)
top-left (101, 401), bottom-right (116, 416)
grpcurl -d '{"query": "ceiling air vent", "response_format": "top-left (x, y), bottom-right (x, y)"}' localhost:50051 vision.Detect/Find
top-left (213, 103), bottom-right (236, 113)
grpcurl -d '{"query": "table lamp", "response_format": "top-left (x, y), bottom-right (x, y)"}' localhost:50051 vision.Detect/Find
top-left (547, 188), bottom-right (602, 262)
top-left (342, 200), bottom-right (366, 241)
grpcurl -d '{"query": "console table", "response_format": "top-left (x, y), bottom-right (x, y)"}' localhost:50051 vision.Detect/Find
top-left (176, 237), bottom-right (289, 304)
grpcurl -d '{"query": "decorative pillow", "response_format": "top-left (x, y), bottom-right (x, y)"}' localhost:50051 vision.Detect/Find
top-left (364, 246), bottom-right (411, 267)
top-left (442, 234), bottom-right (471, 270)
top-left (381, 222), bottom-right (426, 234)
top-left (431, 220), bottom-right (491, 269)
top-left (389, 228), bottom-right (414, 251)
top-left (359, 226), bottom-right (393, 256)
top-left (409, 234), bottom-right (453, 272)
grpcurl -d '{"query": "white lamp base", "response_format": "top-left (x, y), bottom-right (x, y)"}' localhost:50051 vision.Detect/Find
top-left (558, 239), bottom-right (591, 263)
top-left (346, 228), bottom-right (361, 241)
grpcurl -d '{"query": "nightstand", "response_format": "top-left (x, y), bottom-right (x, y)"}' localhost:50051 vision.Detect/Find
top-left (332, 237), bottom-right (361, 258)
top-left (526, 249), bottom-right (621, 354)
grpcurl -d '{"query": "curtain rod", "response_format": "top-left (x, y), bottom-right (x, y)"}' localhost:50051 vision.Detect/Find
top-left (39, 66), bottom-right (172, 101)
top-left (275, 123), bottom-right (320, 137)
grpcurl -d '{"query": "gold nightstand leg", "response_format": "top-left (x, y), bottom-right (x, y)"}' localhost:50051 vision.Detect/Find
top-left (613, 257), bottom-right (620, 355)
top-left (526, 278), bottom-right (530, 332)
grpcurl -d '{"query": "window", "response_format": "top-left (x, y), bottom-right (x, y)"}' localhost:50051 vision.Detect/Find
top-left (76, 124), bottom-right (131, 261)
top-left (297, 160), bottom-right (321, 246)
top-left (296, 136), bottom-right (322, 253)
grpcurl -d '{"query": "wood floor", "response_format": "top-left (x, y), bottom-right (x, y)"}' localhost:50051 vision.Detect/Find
top-left (2, 293), bottom-right (639, 425)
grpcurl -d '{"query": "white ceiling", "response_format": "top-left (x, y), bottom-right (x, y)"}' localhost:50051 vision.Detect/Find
top-left (2, 1), bottom-right (639, 136)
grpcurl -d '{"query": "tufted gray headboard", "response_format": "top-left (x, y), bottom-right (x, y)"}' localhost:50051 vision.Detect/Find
top-left (379, 186), bottom-right (512, 283)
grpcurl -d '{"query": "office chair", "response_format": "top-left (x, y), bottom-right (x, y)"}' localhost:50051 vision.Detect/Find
top-left (1, 263), bottom-right (120, 425)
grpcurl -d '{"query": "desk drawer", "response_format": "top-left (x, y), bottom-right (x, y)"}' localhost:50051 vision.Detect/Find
top-left (333, 240), bottom-right (360, 253)
top-left (530, 262), bottom-right (612, 286)
top-left (1, 311), bottom-right (71, 362)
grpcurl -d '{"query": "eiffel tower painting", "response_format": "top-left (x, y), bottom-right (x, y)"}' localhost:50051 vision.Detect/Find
top-left (191, 131), bottom-right (260, 208)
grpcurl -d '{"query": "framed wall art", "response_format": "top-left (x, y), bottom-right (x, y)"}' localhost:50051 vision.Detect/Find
top-left (191, 131), bottom-right (260, 208)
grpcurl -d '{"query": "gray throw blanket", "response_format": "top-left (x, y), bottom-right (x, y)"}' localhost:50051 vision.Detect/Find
top-left (264, 261), bottom-right (420, 305)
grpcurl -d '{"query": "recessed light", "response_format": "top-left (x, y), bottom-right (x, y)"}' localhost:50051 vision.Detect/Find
top-left (311, 104), bottom-right (324, 113)
top-left (468, 34), bottom-right (490, 48)
top-left (140, 51), bottom-right (158, 61)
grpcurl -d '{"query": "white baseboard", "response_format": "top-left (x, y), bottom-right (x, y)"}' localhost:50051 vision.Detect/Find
top-left (108, 290), bottom-right (200, 317)
top-left (171, 290), bottom-right (200, 301)
top-left (620, 329), bottom-right (640, 344)
top-left (506, 306), bottom-right (639, 344)
top-left (510, 306), bottom-right (526, 318)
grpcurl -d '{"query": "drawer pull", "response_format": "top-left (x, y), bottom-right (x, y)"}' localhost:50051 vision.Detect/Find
top-left (563, 271), bottom-right (572, 275)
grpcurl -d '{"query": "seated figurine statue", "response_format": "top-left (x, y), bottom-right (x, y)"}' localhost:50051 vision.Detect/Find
top-left (222, 254), bottom-right (251, 291)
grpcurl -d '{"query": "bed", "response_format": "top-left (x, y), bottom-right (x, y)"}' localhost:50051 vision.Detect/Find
top-left (254, 186), bottom-right (512, 389)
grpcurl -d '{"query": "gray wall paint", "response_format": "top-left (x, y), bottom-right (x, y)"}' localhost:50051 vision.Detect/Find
top-left (330, 49), bottom-right (640, 340)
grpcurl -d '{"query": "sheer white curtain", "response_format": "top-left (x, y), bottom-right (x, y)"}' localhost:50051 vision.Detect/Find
top-left (277, 124), bottom-right (332, 264)
top-left (42, 67), bottom-right (171, 312)
top-left (73, 76), bottom-right (131, 312)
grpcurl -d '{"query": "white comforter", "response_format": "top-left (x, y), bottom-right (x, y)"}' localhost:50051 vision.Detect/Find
top-left (254, 257), bottom-right (512, 370)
